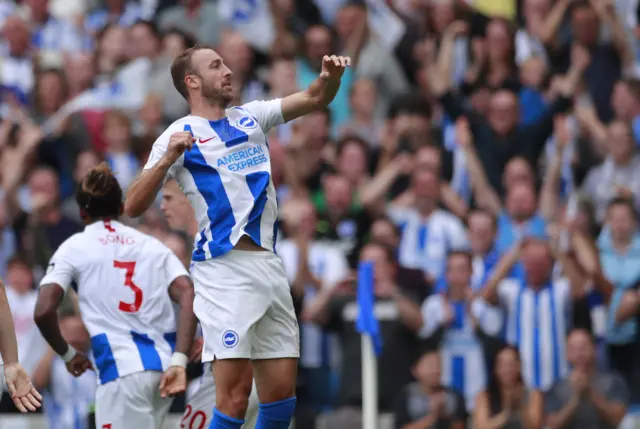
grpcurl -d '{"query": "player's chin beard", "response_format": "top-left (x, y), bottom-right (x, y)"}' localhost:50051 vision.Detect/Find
top-left (201, 86), bottom-right (232, 107)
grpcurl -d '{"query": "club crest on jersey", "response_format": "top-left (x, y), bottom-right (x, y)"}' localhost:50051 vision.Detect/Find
top-left (222, 330), bottom-right (239, 348)
top-left (237, 116), bottom-right (257, 130)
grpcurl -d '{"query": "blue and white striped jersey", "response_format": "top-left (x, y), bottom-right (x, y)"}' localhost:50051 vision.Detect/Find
top-left (144, 99), bottom-right (284, 261)
top-left (497, 278), bottom-right (571, 390)
top-left (420, 295), bottom-right (487, 411)
top-left (40, 220), bottom-right (190, 385)
top-left (388, 206), bottom-right (468, 279)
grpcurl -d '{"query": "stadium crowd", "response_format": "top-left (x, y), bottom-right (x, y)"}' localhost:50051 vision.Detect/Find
top-left (2, 0), bottom-right (640, 428)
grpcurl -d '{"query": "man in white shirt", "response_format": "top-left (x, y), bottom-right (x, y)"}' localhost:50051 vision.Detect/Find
top-left (34, 164), bottom-right (197, 428)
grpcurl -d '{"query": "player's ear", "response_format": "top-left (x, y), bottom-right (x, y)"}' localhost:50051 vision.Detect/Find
top-left (79, 208), bottom-right (88, 222)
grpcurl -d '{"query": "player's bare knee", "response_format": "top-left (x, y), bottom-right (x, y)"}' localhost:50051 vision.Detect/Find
top-left (217, 384), bottom-right (251, 416)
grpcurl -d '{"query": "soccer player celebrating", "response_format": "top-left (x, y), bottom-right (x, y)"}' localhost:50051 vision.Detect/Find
top-left (125, 46), bottom-right (350, 429)
top-left (34, 164), bottom-right (198, 429)
top-left (0, 279), bottom-right (42, 412)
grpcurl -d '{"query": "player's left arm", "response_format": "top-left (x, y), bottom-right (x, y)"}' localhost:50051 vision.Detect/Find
top-left (281, 55), bottom-right (351, 123)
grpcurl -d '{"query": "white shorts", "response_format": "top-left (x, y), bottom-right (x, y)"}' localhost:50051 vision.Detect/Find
top-left (181, 364), bottom-right (259, 429)
top-left (95, 371), bottom-right (172, 429)
top-left (192, 250), bottom-right (300, 361)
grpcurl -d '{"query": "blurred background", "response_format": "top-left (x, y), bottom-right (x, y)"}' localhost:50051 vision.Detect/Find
top-left (2, 0), bottom-right (640, 428)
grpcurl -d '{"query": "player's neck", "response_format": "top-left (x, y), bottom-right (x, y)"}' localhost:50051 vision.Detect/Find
top-left (190, 99), bottom-right (226, 121)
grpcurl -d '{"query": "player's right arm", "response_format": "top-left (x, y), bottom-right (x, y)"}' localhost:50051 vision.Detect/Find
top-left (125, 130), bottom-right (195, 218)
top-left (34, 241), bottom-right (92, 377)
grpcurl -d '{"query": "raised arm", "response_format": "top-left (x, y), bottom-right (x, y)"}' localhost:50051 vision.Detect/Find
top-left (591, 0), bottom-right (634, 69)
top-left (360, 153), bottom-right (413, 213)
top-left (524, 46), bottom-right (588, 161)
top-left (480, 243), bottom-right (522, 304)
top-left (456, 118), bottom-right (502, 216)
top-left (539, 117), bottom-right (572, 221)
top-left (280, 55), bottom-right (351, 123)
top-left (537, 0), bottom-right (571, 45)
top-left (125, 131), bottom-right (194, 218)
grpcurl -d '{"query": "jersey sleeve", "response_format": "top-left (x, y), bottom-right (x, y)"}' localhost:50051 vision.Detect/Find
top-left (39, 238), bottom-right (79, 292)
top-left (323, 247), bottom-right (350, 289)
top-left (142, 125), bottom-right (184, 182)
top-left (448, 215), bottom-right (469, 249)
top-left (160, 246), bottom-right (190, 286)
top-left (241, 99), bottom-right (284, 134)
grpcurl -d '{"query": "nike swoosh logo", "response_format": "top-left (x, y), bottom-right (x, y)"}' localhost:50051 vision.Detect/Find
top-left (199, 137), bottom-right (215, 143)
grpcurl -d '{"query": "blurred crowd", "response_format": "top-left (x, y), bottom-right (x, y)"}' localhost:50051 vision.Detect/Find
top-left (2, 0), bottom-right (640, 428)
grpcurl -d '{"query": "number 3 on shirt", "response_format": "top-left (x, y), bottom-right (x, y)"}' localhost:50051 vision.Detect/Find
top-left (114, 261), bottom-right (143, 313)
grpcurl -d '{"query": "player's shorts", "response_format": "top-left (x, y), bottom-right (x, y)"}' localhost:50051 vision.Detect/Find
top-left (95, 371), bottom-right (172, 429)
top-left (181, 364), bottom-right (259, 429)
top-left (192, 250), bottom-right (300, 361)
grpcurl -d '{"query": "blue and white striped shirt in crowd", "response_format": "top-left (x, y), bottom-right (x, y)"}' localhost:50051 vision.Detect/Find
top-left (32, 17), bottom-right (84, 53)
top-left (388, 207), bottom-right (468, 280)
top-left (85, 2), bottom-right (143, 33)
top-left (496, 277), bottom-right (571, 390)
top-left (471, 249), bottom-right (501, 291)
top-left (277, 239), bottom-right (349, 369)
top-left (420, 295), bottom-right (487, 411)
top-left (144, 100), bottom-right (284, 261)
top-left (44, 357), bottom-right (96, 429)
top-left (0, 56), bottom-right (33, 118)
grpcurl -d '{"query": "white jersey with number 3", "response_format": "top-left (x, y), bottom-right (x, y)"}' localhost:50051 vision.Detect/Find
top-left (143, 99), bottom-right (284, 262)
top-left (40, 220), bottom-right (189, 385)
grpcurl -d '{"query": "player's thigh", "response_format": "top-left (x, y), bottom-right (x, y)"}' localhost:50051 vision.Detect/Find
top-left (251, 259), bottom-right (300, 402)
top-left (251, 257), bottom-right (300, 362)
top-left (95, 372), bottom-right (171, 429)
top-left (191, 254), bottom-right (270, 362)
top-left (182, 367), bottom-right (259, 429)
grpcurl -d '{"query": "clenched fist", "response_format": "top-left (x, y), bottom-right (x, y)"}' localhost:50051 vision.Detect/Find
top-left (165, 132), bottom-right (196, 163)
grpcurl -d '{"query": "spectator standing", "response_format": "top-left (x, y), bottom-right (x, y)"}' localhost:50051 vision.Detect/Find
top-left (394, 351), bottom-right (467, 429)
top-left (305, 242), bottom-right (423, 429)
top-left (363, 165), bottom-right (468, 285)
top-left (582, 122), bottom-right (640, 221)
top-left (429, 26), bottom-right (586, 197)
top-left (597, 198), bottom-right (640, 382)
top-left (473, 346), bottom-right (543, 429)
top-left (544, 329), bottom-right (628, 429)
top-left (420, 251), bottom-right (489, 411)
top-left (478, 234), bottom-right (610, 390)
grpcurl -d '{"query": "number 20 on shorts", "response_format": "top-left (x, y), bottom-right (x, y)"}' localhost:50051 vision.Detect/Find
top-left (181, 405), bottom-right (207, 429)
